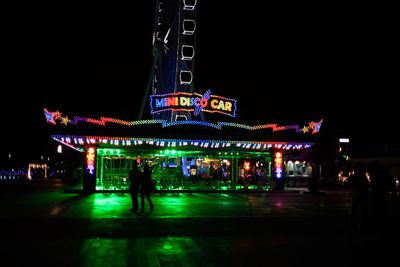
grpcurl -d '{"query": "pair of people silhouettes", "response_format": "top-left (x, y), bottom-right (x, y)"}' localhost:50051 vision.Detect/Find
top-left (129, 161), bottom-right (154, 214)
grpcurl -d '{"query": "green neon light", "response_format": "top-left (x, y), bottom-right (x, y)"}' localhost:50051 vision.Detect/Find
top-left (97, 148), bottom-right (126, 156)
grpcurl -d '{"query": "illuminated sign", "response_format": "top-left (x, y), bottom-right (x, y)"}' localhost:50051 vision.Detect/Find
top-left (85, 146), bottom-right (96, 175)
top-left (274, 151), bottom-right (283, 179)
top-left (150, 89), bottom-right (237, 117)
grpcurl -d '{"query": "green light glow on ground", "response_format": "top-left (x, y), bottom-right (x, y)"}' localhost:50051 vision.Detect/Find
top-left (162, 242), bottom-right (174, 250)
top-left (78, 237), bottom-right (205, 266)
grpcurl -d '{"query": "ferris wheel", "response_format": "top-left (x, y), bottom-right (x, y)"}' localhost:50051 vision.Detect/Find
top-left (139, 0), bottom-right (198, 122)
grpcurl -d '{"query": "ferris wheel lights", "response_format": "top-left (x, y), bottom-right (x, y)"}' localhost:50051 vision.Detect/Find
top-left (181, 45), bottom-right (195, 60)
top-left (182, 19), bottom-right (196, 35)
top-left (183, 0), bottom-right (197, 11)
top-left (179, 70), bottom-right (193, 85)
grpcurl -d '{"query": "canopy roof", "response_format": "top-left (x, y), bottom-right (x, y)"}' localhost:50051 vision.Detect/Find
top-left (44, 108), bottom-right (322, 153)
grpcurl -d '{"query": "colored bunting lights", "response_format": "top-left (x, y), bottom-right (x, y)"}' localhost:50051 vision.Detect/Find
top-left (43, 108), bottom-right (322, 135)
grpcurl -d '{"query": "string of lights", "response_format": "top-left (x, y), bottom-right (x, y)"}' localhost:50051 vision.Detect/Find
top-left (44, 108), bottom-right (323, 134)
top-left (52, 135), bottom-right (313, 151)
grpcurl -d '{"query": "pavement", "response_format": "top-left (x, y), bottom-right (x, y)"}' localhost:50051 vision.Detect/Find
top-left (0, 184), bottom-right (399, 266)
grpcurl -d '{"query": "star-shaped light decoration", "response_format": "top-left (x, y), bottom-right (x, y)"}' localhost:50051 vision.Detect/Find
top-left (54, 111), bottom-right (62, 120)
top-left (301, 126), bottom-right (309, 134)
top-left (44, 108), bottom-right (59, 125)
top-left (311, 119), bottom-right (323, 134)
top-left (60, 116), bottom-right (69, 125)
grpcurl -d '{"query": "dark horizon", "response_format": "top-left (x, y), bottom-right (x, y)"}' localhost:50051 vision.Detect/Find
top-left (1, 2), bottom-right (396, 165)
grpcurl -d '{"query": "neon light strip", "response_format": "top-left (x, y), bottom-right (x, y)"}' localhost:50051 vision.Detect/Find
top-left (51, 135), bottom-right (313, 151)
top-left (85, 147), bottom-right (96, 175)
top-left (274, 151), bottom-right (283, 179)
top-left (44, 108), bottom-right (322, 134)
top-left (151, 107), bottom-right (194, 115)
top-left (163, 120), bottom-right (221, 129)
top-left (52, 137), bottom-right (84, 152)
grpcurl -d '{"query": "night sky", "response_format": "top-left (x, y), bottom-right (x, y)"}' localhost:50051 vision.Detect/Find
top-left (1, 2), bottom-right (395, 164)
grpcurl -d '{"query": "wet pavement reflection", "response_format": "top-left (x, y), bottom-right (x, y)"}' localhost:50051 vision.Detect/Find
top-left (0, 190), bottom-right (399, 266)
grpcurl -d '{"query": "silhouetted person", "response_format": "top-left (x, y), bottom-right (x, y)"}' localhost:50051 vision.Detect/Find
top-left (348, 162), bottom-right (369, 231)
top-left (129, 161), bottom-right (142, 213)
top-left (368, 160), bottom-right (392, 228)
top-left (139, 163), bottom-right (154, 213)
top-left (253, 168), bottom-right (263, 191)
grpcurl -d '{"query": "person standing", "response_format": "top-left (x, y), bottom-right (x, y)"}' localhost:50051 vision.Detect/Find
top-left (368, 160), bottom-right (393, 229)
top-left (129, 161), bottom-right (142, 213)
top-left (348, 162), bottom-right (369, 232)
top-left (139, 163), bottom-right (154, 213)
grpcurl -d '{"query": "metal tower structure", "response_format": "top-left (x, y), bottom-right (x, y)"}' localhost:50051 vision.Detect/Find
top-left (138, 0), bottom-right (198, 122)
